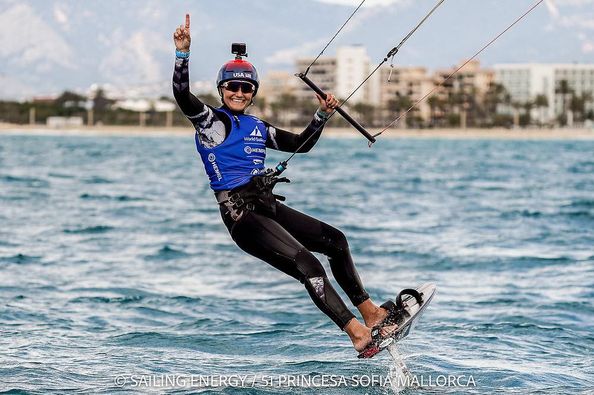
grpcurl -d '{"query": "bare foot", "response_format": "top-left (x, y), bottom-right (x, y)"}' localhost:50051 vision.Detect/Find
top-left (344, 318), bottom-right (397, 352)
top-left (344, 319), bottom-right (373, 352)
top-left (353, 329), bottom-right (372, 352)
top-left (364, 306), bottom-right (398, 337)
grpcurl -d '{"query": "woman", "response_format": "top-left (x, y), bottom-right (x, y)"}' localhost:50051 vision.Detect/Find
top-left (172, 14), bottom-right (397, 357)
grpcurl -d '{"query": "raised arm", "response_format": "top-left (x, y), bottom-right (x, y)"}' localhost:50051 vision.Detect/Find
top-left (172, 14), bottom-right (206, 117)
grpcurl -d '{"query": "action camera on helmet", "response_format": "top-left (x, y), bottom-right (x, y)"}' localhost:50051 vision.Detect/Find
top-left (231, 43), bottom-right (248, 59)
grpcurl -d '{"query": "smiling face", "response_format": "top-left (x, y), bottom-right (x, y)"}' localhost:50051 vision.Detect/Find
top-left (220, 80), bottom-right (255, 112)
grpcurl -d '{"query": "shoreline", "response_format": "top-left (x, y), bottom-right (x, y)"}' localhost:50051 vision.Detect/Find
top-left (1, 123), bottom-right (593, 140)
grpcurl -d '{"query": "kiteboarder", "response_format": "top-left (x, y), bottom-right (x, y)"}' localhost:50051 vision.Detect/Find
top-left (172, 14), bottom-right (398, 356)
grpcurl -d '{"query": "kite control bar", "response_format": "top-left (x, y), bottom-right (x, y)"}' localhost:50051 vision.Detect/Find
top-left (296, 72), bottom-right (376, 144)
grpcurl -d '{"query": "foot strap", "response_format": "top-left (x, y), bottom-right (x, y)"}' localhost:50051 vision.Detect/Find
top-left (396, 288), bottom-right (423, 310)
top-left (356, 289), bottom-right (425, 359)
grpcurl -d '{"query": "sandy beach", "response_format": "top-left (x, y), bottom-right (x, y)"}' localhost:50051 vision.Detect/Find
top-left (1, 123), bottom-right (593, 140)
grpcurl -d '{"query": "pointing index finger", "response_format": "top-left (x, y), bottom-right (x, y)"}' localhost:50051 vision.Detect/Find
top-left (185, 14), bottom-right (190, 30)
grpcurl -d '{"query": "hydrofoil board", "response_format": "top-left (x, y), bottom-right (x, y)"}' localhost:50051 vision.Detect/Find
top-left (358, 282), bottom-right (436, 358)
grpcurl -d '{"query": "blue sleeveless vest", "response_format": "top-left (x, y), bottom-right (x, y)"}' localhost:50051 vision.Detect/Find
top-left (196, 107), bottom-right (267, 191)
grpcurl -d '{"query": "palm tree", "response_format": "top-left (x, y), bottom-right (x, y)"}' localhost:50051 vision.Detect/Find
top-left (351, 102), bottom-right (377, 128)
top-left (570, 91), bottom-right (593, 125)
top-left (584, 91), bottom-right (594, 122)
top-left (483, 83), bottom-right (511, 127)
top-left (54, 91), bottom-right (87, 119)
top-left (270, 93), bottom-right (298, 126)
top-left (198, 93), bottom-right (219, 107)
top-left (462, 87), bottom-right (481, 128)
top-left (445, 91), bottom-right (465, 128)
top-left (534, 94), bottom-right (548, 126)
top-left (510, 100), bottom-right (523, 128)
top-left (521, 100), bottom-right (534, 127)
top-left (387, 94), bottom-right (413, 128)
top-left (555, 80), bottom-right (573, 126)
top-left (427, 96), bottom-right (445, 128)
top-left (91, 88), bottom-right (115, 125)
top-left (251, 96), bottom-right (267, 118)
top-left (570, 93), bottom-right (584, 124)
top-left (297, 96), bottom-right (319, 125)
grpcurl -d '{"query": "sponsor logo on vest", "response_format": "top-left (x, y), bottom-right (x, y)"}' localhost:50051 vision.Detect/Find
top-left (244, 146), bottom-right (265, 155)
top-left (253, 159), bottom-right (263, 165)
top-left (249, 127), bottom-right (263, 138)
top-left (207, 153), bottom-right (222, 181)
top-left (244, 136), bottom-right (264, 142)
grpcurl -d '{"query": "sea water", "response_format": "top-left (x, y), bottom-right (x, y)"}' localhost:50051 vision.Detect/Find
top-left (0, 134), bottom-right (593, 394)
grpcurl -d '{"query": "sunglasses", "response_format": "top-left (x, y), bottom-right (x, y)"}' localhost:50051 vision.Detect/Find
top-left (221, 80), bottom-right (256, 94)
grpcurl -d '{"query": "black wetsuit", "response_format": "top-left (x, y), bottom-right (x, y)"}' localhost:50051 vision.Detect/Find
top-left (173, 56), bottom-right (369, 329)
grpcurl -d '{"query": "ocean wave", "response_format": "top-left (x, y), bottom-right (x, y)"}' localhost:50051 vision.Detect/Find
top-left (0, 254), bottom-right (41, 265)
top-left (0, 175), bottom-right (50, 188)
top-left (79, 193), bottom-right (146, 202)
top-left (145, 245), bottom-right (191, 261)
top-left (68, 295), bottom-right (144, 304)
top-left (63, 225), bottom-right (114, 234)
top-left (2, 135), bottom-right (593, 394)
top-left (81, 176), bottom-right (113, 184)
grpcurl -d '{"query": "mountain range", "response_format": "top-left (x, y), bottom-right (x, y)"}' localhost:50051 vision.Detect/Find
top-left (0, 0), bottom-right (592, 100)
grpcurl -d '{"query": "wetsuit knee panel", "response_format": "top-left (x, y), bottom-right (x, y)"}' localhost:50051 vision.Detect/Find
top-left (303, 274), bottom-right (355, 330)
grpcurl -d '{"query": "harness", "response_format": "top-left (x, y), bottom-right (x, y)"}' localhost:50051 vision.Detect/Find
top-left (215, 171), bottom-right (290, 221)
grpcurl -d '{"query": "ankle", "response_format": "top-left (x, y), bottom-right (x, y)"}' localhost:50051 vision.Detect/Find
top-left (344, 319), bottom-right (369, 340)
top-left (357, 300), bottom-right (380, 321)
top-left (363, 306), bottom-right (387, 327)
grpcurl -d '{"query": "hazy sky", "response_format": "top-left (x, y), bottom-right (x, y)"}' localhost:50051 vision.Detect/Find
top-left (0, 0), bottom-right (592, 99)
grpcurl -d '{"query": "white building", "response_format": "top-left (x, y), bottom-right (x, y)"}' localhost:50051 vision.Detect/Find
top-left (381, 66), bottom-right (433, 121)
top-left (259, 71), bottom-right (300, 103)
top-left (335, 46), bottom-right (371, 103)
top-left (295, 45), bottom-right (370, 103)
top-left (494, 63), bottom-right (594, 124)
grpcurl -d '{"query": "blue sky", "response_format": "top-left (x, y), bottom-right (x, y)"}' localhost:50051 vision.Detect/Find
top-left (0, 0), bottom-right (592, 99)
